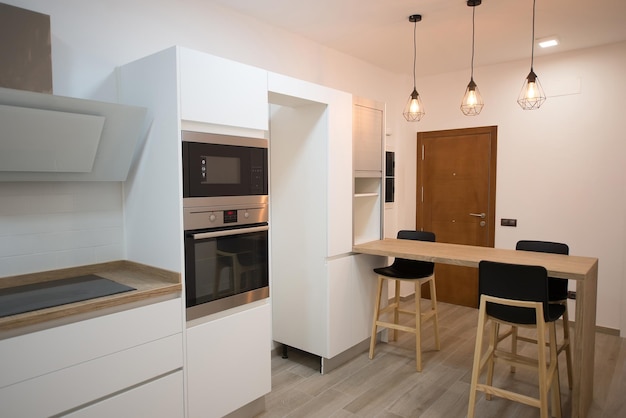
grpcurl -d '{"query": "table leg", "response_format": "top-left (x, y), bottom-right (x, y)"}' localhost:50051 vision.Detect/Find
top-left (572, 260), bottom-right (598, 418)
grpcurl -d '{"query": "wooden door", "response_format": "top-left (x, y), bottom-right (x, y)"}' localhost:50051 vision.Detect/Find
top-left (417, 126), bottom-right (497, 307)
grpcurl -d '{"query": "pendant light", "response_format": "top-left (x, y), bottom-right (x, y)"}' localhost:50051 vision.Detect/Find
top-left (460, 0), bottom-right (484, 116)
top-left (403, 14), bottom-right (425, 122)
top-left (517, 0), bottom-right (546, 110)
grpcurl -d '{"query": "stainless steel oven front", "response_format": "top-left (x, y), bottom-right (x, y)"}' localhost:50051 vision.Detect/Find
top-left (184, 197), bottom-right (269, 321)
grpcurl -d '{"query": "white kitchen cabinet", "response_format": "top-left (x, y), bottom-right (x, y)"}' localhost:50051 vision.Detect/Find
top-left (327, 255), bottom-right (380, 357)
top-left (353, 97), bottom-right (384, 245)
top-left (268, 73), bottom-right (383, 371)
top-left (353, 98), bottom-right (384, 176)
top-left (179, 47), bottom-right (268, 132)
top-left (186, 301), bottom-right (271, 418)
top-left (65, 371), bottom-right (184, 418)
top-left (0, 299), bottom-right (184, 418)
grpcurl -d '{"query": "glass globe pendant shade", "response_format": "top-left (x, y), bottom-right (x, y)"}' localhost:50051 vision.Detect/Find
top-left (517, 69), bottom-right (546, 110)
top-left (403, 88), bottom-right (425, 121)
top-left (460, 78), bottom-right (484, 116)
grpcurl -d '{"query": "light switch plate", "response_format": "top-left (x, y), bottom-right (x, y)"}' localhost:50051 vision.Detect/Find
top-left (500, 218), bottom-right (517, 227)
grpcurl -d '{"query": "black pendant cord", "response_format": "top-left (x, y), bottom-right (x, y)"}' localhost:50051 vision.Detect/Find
top-left (412, 18), bottom-right (417, 89)
top-left (470, 5), bottom-right (476, 80)
top-left (530, 0), bottom-right (536, 71)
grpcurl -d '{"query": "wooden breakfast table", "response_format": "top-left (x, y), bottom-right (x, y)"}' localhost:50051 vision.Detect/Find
top-left (353, 238), bottom-right (599, 418)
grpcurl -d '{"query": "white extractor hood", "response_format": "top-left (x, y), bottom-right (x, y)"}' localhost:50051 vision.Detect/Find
top-left (0, 86), bottom-right (147, 181)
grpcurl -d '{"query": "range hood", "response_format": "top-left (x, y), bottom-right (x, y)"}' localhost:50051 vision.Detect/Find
top-left (0, 86), bottom-right (147, 181)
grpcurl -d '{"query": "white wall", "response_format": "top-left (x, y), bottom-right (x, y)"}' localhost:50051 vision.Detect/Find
top-left (0, 0), bottom-right (624, 334)
top-left (0, 182), bottom-right (125, 276)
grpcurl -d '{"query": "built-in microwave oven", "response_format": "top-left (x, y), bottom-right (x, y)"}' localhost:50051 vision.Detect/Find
top-left (182, 130), bottom-right (268, 201)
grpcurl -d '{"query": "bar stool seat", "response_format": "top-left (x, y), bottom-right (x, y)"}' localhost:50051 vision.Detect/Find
top-left (368, 230), bottom-right (440, 372)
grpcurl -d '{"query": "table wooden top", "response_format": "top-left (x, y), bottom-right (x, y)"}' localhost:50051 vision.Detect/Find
top-left (353, 239), bottom-right (598, 281)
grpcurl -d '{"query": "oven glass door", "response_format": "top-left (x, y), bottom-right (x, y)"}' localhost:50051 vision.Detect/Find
top-left (185, 223), bottom-right (269, 313)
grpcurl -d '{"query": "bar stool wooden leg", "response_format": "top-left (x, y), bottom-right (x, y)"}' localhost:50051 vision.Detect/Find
top-left (549, 322), bottom-right (563, 418)
top-left (415, 280), bottom-right (423, 371)
top-left (429, 277), bottom-right (441, 350)
top-left (510, 325), bottom-right (518, 373)
top-left (369, 276), bottom-right (384, 360)
top-left (560, 305), bottom-right (573, 389)
top-left (468, 298), bottom-right (488, 418)
top-left (485, 321), bottom-right (498, 401)
top-left (392, 279), bottom-right (401, 341)
top-left (537, 318), bottom-right (549, 418)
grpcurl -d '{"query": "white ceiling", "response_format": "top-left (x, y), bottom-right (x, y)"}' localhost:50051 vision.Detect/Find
top-left (210, 0), bottom-right (626, 77)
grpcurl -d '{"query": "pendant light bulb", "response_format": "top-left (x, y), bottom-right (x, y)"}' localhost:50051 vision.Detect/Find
top-left (403, 14), bottom-right (425, 122)
top-left (408, 92), bottom-right (421, 113)
top-left (461, 1), bottom-right (484, 116)
top-left (461, 78), bottom-right (484, 116)
top-left (518, 0), bottom-right (546, 110)
top-left (518, 69), bottom-right (546, 109)
top-left (404, 88), bottom-right (425, 122)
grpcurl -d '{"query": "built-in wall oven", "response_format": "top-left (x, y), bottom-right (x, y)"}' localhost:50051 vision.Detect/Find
top-left (182, 131), bottom-right (269, 320)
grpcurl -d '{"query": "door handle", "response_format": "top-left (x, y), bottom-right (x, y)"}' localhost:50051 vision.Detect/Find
top-left (469, 212), bottom-right (486, 219)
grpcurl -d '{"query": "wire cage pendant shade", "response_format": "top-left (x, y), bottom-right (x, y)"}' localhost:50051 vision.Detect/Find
top-left (461, 0), bottom-right (484, 116)
top-left (518, 68), bottom-right (546, 109)
top-left (518, 0), bottom-right (546, 110)
top-left (403, 14), bottom-right (425, 122)
top-left (404, 88), bottom-right (425, 121)
top-left (461, 78), bottom-right (484, 116)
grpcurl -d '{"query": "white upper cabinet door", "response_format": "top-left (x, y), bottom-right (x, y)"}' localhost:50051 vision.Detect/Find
top-left (179, 48), bottom-right (268, 131)
top-left (353, 101), bottom-right (383, 175)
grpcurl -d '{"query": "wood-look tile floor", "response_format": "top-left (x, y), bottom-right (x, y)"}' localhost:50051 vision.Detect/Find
top-left (256, 300), bottom-right (626, 418)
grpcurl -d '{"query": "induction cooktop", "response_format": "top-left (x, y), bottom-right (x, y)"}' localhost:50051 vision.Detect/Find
top-left (0, 275), bottom-right (135, 318)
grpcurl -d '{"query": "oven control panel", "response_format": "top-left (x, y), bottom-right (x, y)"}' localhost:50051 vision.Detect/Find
top-left (183, 205), bottom-right (268, 231)
top-left (223, 209), bottom-right (238, 223)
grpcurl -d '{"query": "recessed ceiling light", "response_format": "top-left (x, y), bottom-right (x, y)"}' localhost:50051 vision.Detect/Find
top-left (538, 37), bottom-right (559, 48)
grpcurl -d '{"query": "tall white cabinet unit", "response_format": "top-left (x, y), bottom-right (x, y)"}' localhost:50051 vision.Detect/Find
top-left (118, 46), bottom-right (271, 418)
top-left (269, 74), bottom-right (383, 372)
top-left (353, 98), bottom-right (384, 246)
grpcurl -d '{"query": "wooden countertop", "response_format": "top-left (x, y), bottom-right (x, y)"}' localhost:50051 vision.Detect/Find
top-left (353, 239), bottom-right (598, 281)
top-left (0, 260), bottom-right (181, 334)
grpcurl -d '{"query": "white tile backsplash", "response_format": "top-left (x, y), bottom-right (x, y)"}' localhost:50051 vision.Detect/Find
top-left (0, 182), bottom-right (125, 277)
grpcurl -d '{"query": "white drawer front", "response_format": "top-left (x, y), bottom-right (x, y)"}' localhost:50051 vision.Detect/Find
top-left (0, 298), bottom-right (182, 389)
top-left (65, 370), bottom-right (184, 418)
top-left (0, 333), bottom-right (183, 418)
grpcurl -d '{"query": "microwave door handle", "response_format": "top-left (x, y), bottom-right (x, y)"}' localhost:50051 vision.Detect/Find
top-left (192, 225), bottom-right (269, 240)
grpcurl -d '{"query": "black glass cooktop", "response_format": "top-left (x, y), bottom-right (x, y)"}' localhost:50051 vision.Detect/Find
top-left (0, 275), bottom-right (135, 318)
